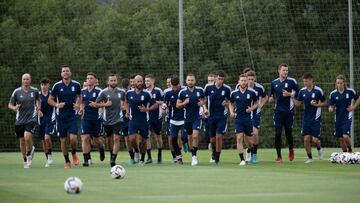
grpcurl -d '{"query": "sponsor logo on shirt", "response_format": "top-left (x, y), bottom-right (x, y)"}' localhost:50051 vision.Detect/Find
top-left (72, 86), bottom-right (75, 91)
top-left (285, 83), bottom-right (288, 88)
top-left (247, 94), bottom-right (250, 99)
top-left (221, 90), bottom-right (225, 96)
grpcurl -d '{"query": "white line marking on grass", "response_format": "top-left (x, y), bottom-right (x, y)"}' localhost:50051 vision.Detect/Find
top-left (119, 192), bottom-right (311, 200)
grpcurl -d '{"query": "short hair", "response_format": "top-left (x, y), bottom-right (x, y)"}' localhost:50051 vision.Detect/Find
top-left (145, 74), bottom-right (155, 80)
top-left (61, 64), bottom-right (70, 69)
top-left (302, 72), bottom-right (313, 80)
top-left (216, 70), bottom-right (225, 77)
top-left (171, 75), bottom-right (180, 86)
top-left (108, 73), bottom-right (117, 78)
top-left (243, 68), bottom-right (252, 74)
top-left (278, 63), bottom-right (288, 70)
top-left (40, 77), bottom-right (50, 84)
top-left (87, 72), bottom-right (97, 79)
top-left (207, 73), bottom-right (216, 78)
top-left (239, 73), bottom-right (247, 78)
top-left (187, 73), bottom-right (195, 77)
top-left (246, 70), bottom-right (256, 77)
top-left (130, 74), bottom-right (137, 79)
top-left (121, 78), bottom-right (130, 88)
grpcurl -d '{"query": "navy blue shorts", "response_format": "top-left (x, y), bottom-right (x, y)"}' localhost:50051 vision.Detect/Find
top-left (128, 120), bottom-right (149, 138)
top-left (81, 119), bottom-right (101, 137)
top-left (203, 118), bottom-right (210, 137)
top-left (170, 124), bottom-right (184, 139)
top-left (252, 113), bottom-right (261, 129)
top-left (57, 117), bottom-right (78, 138)
top-left (273, 112), bottom-right (294, 128)
top-left (120, 121), bottom-right (129, 137)
top-left (184, 117), bottom-right (202, 135)
top-left (165, 118), bottom-right (171, 136)
top-left (235, 119), bottom-right (253, 136)
top-left (38, 119), bottom-right (54, 140)
top-left (301, 120), bottom-right (321, 138)
top-left (149, 119), bottom-right (162, 135)
top-left (333, 120), bottom-right (352, 138)
top-left (208, 116), bottom-right (228, 137)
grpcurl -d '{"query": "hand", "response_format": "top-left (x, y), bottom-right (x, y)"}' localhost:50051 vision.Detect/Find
top-left (156, 100), bottom-right (163, 105)
top-left (89, 101), bottom-right (97, 108)
top-left (328, 106), bottom-right (334, 113)
top-left (222, 100), bottom-right (229, 107)
top-left (73, 103), bottom-right (80, 111)
top-left (197, 99), bottom-right (204, 106)
top-left (37, 110), bottom-right (43, 118)
top-left (347, 105), bottom-right (355, 112)
top-left (246, 107), bottom-right (252, 113)
top-left (125, 112), bottom-right (130, 118)
top-left (310, 100), bottom-right (318, 107)
top-left (77, 109), bottom-right (83, 116)
top-left (282, 89), bottom-right (293, 97)
top-left (203, 109), bottom-right (209, 117)
top-left (56, 102), bottom-right (65, 109)
top-left (230, 112), bottom-right (235, 118)
top-left (184, 98), bottom-right (190, 105)
top-left (268, 97), bottom-right (274, 103)
top-left (14, 104), bottom-right (21, 112)
top-left (161, 103), bottom-right (167, 110)
top-left (139, 105), bottom-right (148, 112)
top-left (104, 99), bottom-right (112, 107)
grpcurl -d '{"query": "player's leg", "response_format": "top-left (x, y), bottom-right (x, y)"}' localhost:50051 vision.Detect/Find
top-left (139, 123), bottom-right (150, 166)
top-left (16, 125), bottom-right (28, 168)
top-left (145, 125), bottom-right (152, 164)
top-left (334, 123), bottom-right (347, 152)
top-left (214, 117), bottom-right (227, 164)
top-left (311, 121), bottom-right (323, 160)
top-left (343, 135), bottom-right (352, 153)
top-left (38, 122), bottom-right (47, 166)
top-left (44, 133), bottom-right (53, 166)
top-left (342, 121), bottom-right (352, 152)
top-left (110, 122), bottom-right (121, 167)
top-left (69, 117), bottom-right (79, 166)
top-left (81, 134), bottom-right (91, 166)
top-left (236, 133), bottom-right (246, 166)
top-left (170, 124), bottom-right (182, 164)
top-left (92, 119), bottom-right (105, 162)
top-left (154, 119), bottom-right (163, 164)
top-left (274, 112), bottom-right (283, 163)
top-left (191, 118), bottom-right (201, 166)
top-left (251, 115), bottom-right (260, 162)
top-left (304, 135), bottom-right (313, 163)
top-left (244, 123), bottom-right (255, 163)
top-left (104, 125), bottom-right (114, 161)
top-left (284, 112), bottom-right (294, 161)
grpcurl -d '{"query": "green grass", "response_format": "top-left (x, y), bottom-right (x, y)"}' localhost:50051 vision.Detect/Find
top-left (0, 148), bottom-right (359, 203)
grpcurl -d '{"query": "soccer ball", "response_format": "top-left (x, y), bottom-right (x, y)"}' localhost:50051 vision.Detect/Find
top-left (64, 177), bottom-right (83, 194)
top-left (329, 152), bottom-right (340, 163)
top-left (110, 165), bottom-right (126, 179)
top-left (338, 153), bottom-right (349, 164)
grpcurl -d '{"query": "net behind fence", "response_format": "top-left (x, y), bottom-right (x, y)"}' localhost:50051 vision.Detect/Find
top-left (0, 0), bottom-right (359, 151)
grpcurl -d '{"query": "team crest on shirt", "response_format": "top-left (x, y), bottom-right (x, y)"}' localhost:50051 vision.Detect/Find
top-left (221, 90), bottom-right (225, 96)
top-left (30, 92), bottom-right (34, 97)
top-left (346, 93), bottom-right (349, 99)
top-left (93, 92), bottom-right (96, 97)
top-left (72, 86), bottom-right (75, 91)
top-left (247, 94), bottom-right (250, 99)
top-left (285, 83), bottom-right (288, 88)
top-left (196, 92), bottom-right (200, 97)
top-left (311, 93), bottom-right (315, 98)
top-left (141, 95), bottom-right (144, 101)
top-left (153, 94), bottom-right (156, 98)
top-left (118, 93), bottom-right (121, 98)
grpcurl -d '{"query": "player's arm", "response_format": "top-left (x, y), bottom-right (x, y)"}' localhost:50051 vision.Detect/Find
top-left (228, 102), bottom-right (235, 118)
top-left (268, 83), bottom-right (275, 102)
top-left (176, 98), bottom-right (189, 108)
top-left (8, 102), bottom-right (20, 112)
top-left (291, 93), bottom-right (301, 107)
top-left (36, 96), bottom-right (43, 117)
top-left (48, 95), bottom-right (65, 109)
top-left (347, 96), bottom-right (360, 112)
top-left (259, 95), bottom-right (268, 108)
top-left (124, 99), bottom-right (130, 118)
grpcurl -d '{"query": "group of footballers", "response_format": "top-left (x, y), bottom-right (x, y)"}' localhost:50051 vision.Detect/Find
top-left (8, 63), bottom-right (360, 169)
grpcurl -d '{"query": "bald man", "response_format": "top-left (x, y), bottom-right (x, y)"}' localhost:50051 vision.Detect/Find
top-left (9, 73), bottom-right (40, 168)
top-left (125, 75), bottom-right (157, 166)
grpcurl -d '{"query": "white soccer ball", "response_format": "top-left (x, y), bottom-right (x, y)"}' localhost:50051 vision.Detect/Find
top-left (329, 152), bottom-right (340, 163)
top-left (64, 177), bottom-right (83, 194)
top-left (110, 165), bottom-right (126, 179)
top-left (338, 153), bottom-right (349, 164)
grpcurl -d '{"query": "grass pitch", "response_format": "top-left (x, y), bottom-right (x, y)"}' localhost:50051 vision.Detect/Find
top-left (0, 148), bottom-right (359, 203)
